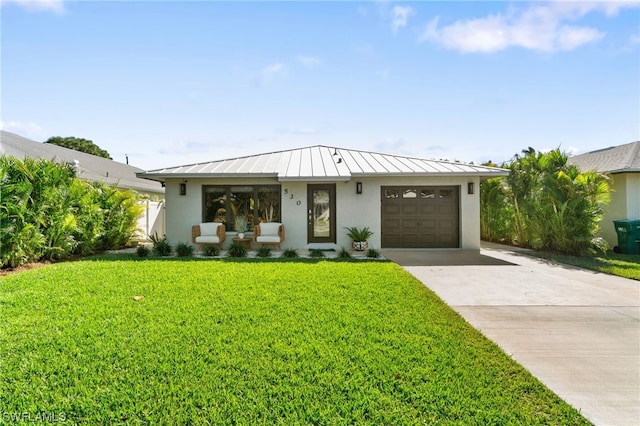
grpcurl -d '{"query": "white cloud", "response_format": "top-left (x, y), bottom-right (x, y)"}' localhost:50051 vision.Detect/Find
top-left (0, 120), bottom-right (46, 140)
top-left (418, 1), bottom-right (639, 53)
top-left (0, 0), bottom-right (64, 13)
top-left (391, 5), bottom-right (414, 34)
top-left (297, 55), bottom-right (322, 68)
top-left (260, 62), bottom-right (288, 84)
top-left (630, 29), bottom-right (640, 45)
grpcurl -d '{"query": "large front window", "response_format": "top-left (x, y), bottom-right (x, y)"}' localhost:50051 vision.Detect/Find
top-left (203, 185), bottom-right (281, 231)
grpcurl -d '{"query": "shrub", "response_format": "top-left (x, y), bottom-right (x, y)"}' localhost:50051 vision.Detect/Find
top-left (309, 249), bottom-right (325, 258)
top-left (337, 247), bottom-right (352, 259)
top-left (136, 245), bottom-right (150, 258)
top-left (175, 242), bottom-right (194, 257)
top-left (227, 242), bottom-right (248, 258)
top-left (150, 233), bottom-right (172, 257)
top-left (366, 248), bottom-right (380, 259)
top-left (282, 248), bottom-right (299, 258)
top-left (203, 245), bottom-right (220, 257)
top-left (345, 226), bottom-right (374, 241)
top-left (256, 247), bottom-right (272, 258)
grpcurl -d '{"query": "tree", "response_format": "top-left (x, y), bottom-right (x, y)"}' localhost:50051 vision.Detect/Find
top-left (44, 136), bottom-right (112, 159)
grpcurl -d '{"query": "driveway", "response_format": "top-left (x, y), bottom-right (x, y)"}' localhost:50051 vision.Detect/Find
top-left (382, 244), bottom-right (640, 426)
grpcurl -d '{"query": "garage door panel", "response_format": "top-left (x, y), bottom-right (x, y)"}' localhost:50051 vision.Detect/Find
top-left (381, 186), bottom-right (459, 248)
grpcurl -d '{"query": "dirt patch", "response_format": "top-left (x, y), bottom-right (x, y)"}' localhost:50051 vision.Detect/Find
top-left (0, 261), bottom-right (52, 277)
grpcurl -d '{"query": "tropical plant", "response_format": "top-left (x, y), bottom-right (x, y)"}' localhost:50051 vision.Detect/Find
top-left (136, 246), bottom-right (150, 258)
top-left (309, 249), bottom-right (325, 258)
top-left (227, 241), bottom-right (248, 258)
top-left (234, 215), bottom-right (249, 233)
top-left (345, 226), bottom-right (374, 241)
top-left (282, 248), bottom-right (299, 258)
top-left (150, 233), bottom-right (172, 257)
top-left (366, 248), bottom-right (380, 259)
top-left (256, 247), bottom-right (272, 258)
top-left (481, 148), bottom-right (611, 255)
top-left (175, 242), bottom-right (194, 257)
top-left (337, 247), bottom-right (352, 259)
top-left (203, 245), bottom-right (221, 257)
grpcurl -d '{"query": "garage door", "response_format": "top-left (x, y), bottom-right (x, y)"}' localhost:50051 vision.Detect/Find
top-left (381, 186), bottom-right (459, 248)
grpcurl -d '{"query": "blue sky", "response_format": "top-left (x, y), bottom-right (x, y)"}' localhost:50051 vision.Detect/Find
top-left (2, 0), bottom-right (639, 170)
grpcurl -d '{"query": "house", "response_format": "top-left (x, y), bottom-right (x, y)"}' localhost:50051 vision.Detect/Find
top-left (568, 141), bottom-right (640, 248)
top-left (0, 130), bottom-right (165, 240)
top-left (137, 145), bottom-right (508, 251)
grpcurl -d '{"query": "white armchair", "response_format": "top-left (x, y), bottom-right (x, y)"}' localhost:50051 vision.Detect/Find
top-left (192, 222), bottom-right (226, 248)
top-left (254, 222), bottom-right (284, 250)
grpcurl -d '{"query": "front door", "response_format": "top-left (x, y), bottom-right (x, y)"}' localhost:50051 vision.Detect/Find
top-left (307, 184), bottom-right (336, 243)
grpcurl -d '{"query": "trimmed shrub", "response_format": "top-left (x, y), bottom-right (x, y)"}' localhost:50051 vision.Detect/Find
top-left (337, 247), bottom-right (352, 259)
top-left (309, 249), bottom-right (325, 258)
top-left (150, 234), bottom-right (172, 257)
top-left (256, 247), bottom-right (272, 258)
top-left (175, 242), bottom-right (194, 257)
top-left (366, 248), bottom-right (380, 259)
top-left (227, 242), bottom-right (248, 258)
top-left (282, 248), bottom-right (299, 258)
top-left (203, 245), bottom-right (221, 257)
top-left (136, 246), bottom-right (151, 258)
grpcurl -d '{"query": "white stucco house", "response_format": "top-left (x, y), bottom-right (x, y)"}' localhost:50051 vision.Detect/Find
top-left (568, 141), bottom-right (640, 248)
top-left (137, 146), bottom-right (508, 251)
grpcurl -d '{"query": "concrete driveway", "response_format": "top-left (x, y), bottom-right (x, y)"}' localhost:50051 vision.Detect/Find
top-left (382, 244), bottom-right (640, 426)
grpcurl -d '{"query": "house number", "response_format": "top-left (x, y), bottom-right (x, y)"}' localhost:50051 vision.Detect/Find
top-left (285, 189), bottom-right (301, 205)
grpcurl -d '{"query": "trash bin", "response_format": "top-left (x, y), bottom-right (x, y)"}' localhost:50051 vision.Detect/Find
top-left (613, 219), bottom-right (640, 255)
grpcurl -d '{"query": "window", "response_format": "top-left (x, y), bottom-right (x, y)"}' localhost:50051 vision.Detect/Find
top-left (203, 185), bottom-right (281, 231)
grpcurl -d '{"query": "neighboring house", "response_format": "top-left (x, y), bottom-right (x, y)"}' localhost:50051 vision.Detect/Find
top-left (0, 130), bottom-right (165, 240)
top-left (137, 145), bottom-right (508, 251)
top-left (568, 141), bottom-right (640, 248)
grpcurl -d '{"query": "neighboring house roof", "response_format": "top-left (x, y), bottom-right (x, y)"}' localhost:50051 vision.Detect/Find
top-left (0, 130), bottom-right (164, 194)
top-left (568, 141), bottom-right (640, 174)
top-left (137, 145), bottom-right (508, 182)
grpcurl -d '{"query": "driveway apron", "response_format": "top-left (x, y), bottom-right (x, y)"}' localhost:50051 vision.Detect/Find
top-left (384, 244), bottom-right (640, 426)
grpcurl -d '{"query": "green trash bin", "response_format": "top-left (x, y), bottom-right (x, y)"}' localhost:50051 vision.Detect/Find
top-left (613, 219), bottom-right (640, 255)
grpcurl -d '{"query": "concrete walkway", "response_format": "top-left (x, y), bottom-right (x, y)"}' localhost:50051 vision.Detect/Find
top-left (382, 244), bottom-right (640, 426)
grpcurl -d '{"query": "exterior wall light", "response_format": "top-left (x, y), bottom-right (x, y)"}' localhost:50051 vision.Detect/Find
top-left (467, 182), bottom-right (474, 195)
top-left (356, 182), bottom-right (363, 194)
top-left (180, 182), bottom-right (187, 196)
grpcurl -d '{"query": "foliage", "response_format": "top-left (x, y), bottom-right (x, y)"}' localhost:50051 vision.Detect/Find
top-left (0, 261), bottom-right (589, 424)
top-left (0, 155), bottom-right (143, 268)
top-left (150, 233), bottom-right (172, 257)
top-left (481, 148), bottom-right (611, 255)
top-left (345, 226), bottom-right (374, 241)
top-left (337, 247), bottom-right (352, 259)
top-left (282, 248), bottom-right (299, 258)
top-left (136, 246), bottom-right (150, 258)
top-left (234, 215), bottom-right (249, 233)
top-left (528, 250), bottom-right (640, 281)
top-left (256, 246), bottom-right (272, 258)
top-left (44, 136), bottom-right (112, 159)
top-left (366, 248), bottom-right (380, 259)
top-left (175, 242), bottom-right (194, 257)
top-left (227, 242), bottom-right (248, 258)
top-left (309, 249), bottom-right (325, 258)
top-left (203, 245), bottom-right (221, 257)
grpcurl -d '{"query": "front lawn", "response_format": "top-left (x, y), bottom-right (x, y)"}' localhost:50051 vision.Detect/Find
top-left (0, 260), bottom-right (590, 424)
top-left (528, 250), bottom-right (640, 280)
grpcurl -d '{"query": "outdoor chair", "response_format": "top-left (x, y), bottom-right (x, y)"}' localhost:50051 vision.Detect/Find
top-left (254, 222), bottom-right (284, 250)
top-left (192, 222), bottom-right (226, 249)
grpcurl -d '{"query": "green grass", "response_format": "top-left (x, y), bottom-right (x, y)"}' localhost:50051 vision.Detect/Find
top-left (528, 250), bottom-right (640, 280)
top-left (1, 260), bottom-right (590, 424)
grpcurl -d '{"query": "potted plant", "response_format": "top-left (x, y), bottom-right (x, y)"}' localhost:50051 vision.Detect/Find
top-left (235, 215), bottom-right (249, 239)
top-left (345, 226), bottom-right (374, 251)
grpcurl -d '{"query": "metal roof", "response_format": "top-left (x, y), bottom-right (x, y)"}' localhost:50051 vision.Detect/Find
top-left (137, 145), bottom-right (508, 182)
top-left (0, 130), bottom-right (164, 194)
top-left (568, 141), bottom-right (640, 174)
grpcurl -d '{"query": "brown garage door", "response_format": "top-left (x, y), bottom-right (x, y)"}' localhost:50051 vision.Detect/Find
top-left (381, 186), bottom-right (459, 248)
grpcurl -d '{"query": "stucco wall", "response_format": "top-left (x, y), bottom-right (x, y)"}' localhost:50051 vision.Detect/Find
top-left (600, 173), bottom-right (640, 248)
top-left (165, 176), bottom-right (482, 251)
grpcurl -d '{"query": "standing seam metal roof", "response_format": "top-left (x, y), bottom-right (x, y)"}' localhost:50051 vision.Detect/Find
top-left (136, 145), bottom-right (508, 182)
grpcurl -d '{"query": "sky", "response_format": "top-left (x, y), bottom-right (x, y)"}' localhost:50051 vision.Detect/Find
top-left (1, 0), bottom-right (639, 171)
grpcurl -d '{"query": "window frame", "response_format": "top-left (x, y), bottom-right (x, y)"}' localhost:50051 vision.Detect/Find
top-left (201, 184), bottom-right (281, 231)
